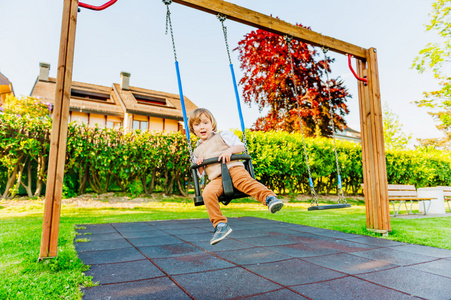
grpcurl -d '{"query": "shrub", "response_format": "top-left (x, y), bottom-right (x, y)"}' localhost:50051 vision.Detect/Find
top-left (1, 117), bottom-right (450, 199)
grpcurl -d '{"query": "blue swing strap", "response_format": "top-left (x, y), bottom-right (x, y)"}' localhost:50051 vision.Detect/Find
top-left (217, 14), bottom-right (248, 153)
top-left (164, 4), bottom-right (248, 159)
top-left (163, 0), bottom-right (193, 159)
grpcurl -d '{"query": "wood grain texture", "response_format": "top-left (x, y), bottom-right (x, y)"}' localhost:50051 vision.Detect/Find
top-left (172, 0), bottom-right (367, 58)
top-left (39, 0), bottom-right (78, 260)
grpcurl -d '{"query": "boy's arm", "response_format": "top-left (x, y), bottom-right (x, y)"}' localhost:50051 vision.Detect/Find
top-left (218, 145), bottom-right (245, 163)
top-left (195, 157), bottom-right (204, 175)
top-left (193, 153), bottom-right (205, 176)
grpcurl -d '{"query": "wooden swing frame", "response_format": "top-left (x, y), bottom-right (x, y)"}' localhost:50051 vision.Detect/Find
top-left (39, 0), bottom-right (390, 260)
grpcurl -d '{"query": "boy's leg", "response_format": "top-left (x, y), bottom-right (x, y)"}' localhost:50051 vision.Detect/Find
top-left (202, 177), bottom-right (227, 227)
top-left (229, 167), bottom-right (276, 205)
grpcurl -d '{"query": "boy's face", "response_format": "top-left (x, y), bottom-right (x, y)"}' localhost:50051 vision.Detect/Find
top-left (192, 113), bottom-right (213, 141)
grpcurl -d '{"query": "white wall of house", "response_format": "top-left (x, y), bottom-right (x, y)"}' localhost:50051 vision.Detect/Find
top-left (149, 116), bottom-right (164, 132)
top-left (70, 111), bottom-right (88, 124)
top-left (89, 113), bottom-right (106, 128)
top-left (165, 119), bottom-right (179, 132)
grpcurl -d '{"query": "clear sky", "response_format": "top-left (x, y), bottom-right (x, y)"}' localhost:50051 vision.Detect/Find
top-left (0, 0), bottom-right (442, 144)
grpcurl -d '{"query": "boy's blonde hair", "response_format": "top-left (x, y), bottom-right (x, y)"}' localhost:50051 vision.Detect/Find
top-left (188, 108), bottom-right (217, 133)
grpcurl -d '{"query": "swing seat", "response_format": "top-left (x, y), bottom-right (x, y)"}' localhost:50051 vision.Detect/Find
top-left (308, 203), bottom-right (351, 211)
top-left (191, 154), bottom-right (255, 206)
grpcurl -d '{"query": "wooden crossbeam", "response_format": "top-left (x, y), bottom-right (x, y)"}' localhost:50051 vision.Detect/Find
top-left (172, 0), bottom-right (367, 59)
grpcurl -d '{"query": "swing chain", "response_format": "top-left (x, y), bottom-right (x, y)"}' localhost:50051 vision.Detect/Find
top-left (162, 0), bottom-right (195, 162)
top-left (163, 0), bottom-right (178, 62)
top-left (321, 47), bottom-right (347, 204)
top-left (285, 35), bottom-right (319, 205)
top-left (218, 13), bottom-right (249, 154)
top-left (217, 14), bottom-right (232, 65)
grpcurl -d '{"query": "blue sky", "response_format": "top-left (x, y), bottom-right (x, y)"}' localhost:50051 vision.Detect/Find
top-left (0, 0), bottom-right (442, 144)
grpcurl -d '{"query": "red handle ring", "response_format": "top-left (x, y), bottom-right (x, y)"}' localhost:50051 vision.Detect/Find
top-left (79, 0), bottom-right (117, 11)
top-left (347, 54), bottom-right (367, 85)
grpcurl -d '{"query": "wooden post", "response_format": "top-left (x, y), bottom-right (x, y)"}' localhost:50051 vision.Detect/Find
top-left (356, 48), bottom-right (391, 234)
top-left (39, 0), bottom-right (78, 260)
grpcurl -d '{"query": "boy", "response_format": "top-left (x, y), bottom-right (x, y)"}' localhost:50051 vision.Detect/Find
top-left (188, 108), bottom-right (284, 245)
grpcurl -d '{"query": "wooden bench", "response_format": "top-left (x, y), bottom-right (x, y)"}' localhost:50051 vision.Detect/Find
top-left (362, 184), bottom-right (434, 217)
top-left (387, 185), bottom-right (434, 217)
top-left (435, 186), bottom-right (451, 212)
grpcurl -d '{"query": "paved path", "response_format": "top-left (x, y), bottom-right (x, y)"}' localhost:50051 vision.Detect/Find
top-left (75, 217), bottom-right (451, 299)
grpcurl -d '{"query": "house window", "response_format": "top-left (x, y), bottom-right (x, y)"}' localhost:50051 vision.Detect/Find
top-left (133, 93), bottom-right (166, 106)
top-left (107, 116), bottom-right (122, 129)
top-left (107, 121), bottom-right (122, 129)
top-left (71, 88), bottom-right (110, 101)
top-left (133, 120), bottom-right (148, 131)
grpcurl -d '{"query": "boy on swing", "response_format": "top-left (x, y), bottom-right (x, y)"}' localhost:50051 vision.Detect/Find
top-left (188, 108), bottom-right (284, 245)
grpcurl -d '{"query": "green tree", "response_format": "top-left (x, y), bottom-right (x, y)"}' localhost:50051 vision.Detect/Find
top-left (1, 94), bottom-right (52, 117)
top-left (382, 102), bottom-right (412, 150)
top-left (0, 95), bottom-right (52, 199)
top-left (412, 0), bottom-right (451, 149)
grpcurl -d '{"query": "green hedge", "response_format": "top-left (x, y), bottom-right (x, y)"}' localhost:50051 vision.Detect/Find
top-left (385, 147), bottom-right (451, 187)
top-left (246, 130), bottom-right (451, 195)
top-left (246, 131), bottom-right (364, 195)
top-left (64, 123), bottom-right (192, 197)
top-left (1, 114), bottom-right (450, 198)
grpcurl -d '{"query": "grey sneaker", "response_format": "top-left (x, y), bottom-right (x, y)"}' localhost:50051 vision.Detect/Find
top-left (266, 196), bottom-right (284, 214)
top-left (210, 224), bottom-right (232, 245)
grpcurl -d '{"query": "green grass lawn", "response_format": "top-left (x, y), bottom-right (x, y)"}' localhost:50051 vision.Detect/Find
top-left (1, 196), bottom-right (450, 299)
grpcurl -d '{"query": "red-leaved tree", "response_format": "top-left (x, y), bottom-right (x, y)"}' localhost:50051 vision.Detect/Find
top-left (236, 26), bottom-right (350, 136)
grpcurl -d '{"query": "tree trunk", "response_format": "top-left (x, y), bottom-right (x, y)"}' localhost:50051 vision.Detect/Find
top-left (164, 170), bottom-right (174, 196)
top-left (34, 180), bottom-right (43, 198)
top-left (34, 153), bottom-right (47, 197)
top-left (176, 173), bottom-right (189, 197)
top-left (143, 168), bottom-right (157, 195)
top-left (2, 154), bottom-right (25, 199)
top-left (2, 167), bottom-right (18, 199)
top-left (89, 170), bottom-right (102, 193)
top-left (149, 168), bottom-right (157, 193)
top-left (113, 174), bottom-right (127, 192)
top-left (10, 156), bottom-right (28, 199)
top-left (141, 176), bottom-right (149, 194)
top-left (78, 165), bottom-right (88, 194)
top-left (20, 160), bottom-right (33, 197)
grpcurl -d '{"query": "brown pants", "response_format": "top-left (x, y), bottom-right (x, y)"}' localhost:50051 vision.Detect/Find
top-left (203, 166), bottom-right (276, 227)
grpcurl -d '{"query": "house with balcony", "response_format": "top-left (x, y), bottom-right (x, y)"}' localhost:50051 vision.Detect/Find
top-left (30, 63), bottom-right (197, 132)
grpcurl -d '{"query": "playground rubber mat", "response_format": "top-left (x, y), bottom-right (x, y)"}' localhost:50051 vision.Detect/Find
top-left (75, 217), bottom-right (451, 299)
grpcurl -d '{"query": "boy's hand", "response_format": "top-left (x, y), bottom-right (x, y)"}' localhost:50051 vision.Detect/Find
top-left (219, 149), bottom-right (233, 163)
top-left (195, 158), bottom-right (204, 174)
